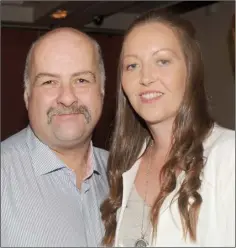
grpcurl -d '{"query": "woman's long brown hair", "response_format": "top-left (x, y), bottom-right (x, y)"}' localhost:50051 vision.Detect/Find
top-left (100, 10), bottom-right (214, 246)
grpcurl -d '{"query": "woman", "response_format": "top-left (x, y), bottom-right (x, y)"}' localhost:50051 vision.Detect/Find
top-left (101, 10), bottom-right (235, 247)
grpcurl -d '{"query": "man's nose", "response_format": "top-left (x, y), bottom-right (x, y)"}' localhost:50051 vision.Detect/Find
top-left (56, 84), bottom-right (78, 106)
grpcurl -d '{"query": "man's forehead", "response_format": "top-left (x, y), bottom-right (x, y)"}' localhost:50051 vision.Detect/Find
top-left (38, 28), bottom-right (91, 44)
top-left (28, 29), bottom-right (100, 76)
top-left (35, 32), bottom-right (93, 52)
top-left (31, 38), bottom-right (96, 68)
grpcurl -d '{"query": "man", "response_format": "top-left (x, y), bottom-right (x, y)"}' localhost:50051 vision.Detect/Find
top-left (1, 27), bottom-right (108, 247)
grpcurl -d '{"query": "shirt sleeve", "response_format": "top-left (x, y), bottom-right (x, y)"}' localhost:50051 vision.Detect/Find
top-left (1, 152), bottom-right (7, 199)
top-left (218, 141), bottom-right (235, 247)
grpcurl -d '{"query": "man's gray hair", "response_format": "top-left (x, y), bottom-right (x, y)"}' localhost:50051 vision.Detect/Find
top-left (24, 35), bottom-right (106, 94)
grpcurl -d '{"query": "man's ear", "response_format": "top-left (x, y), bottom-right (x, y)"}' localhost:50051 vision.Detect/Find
top-left (24, 90), bottom-right (29, 110)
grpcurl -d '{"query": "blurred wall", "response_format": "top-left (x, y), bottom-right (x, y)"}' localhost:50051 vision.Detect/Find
top-left (183, 1), bottom-right (235, 130)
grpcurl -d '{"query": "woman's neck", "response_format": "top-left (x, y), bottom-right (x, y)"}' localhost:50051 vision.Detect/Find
top-left (148, 119), bottom-right (173, 156)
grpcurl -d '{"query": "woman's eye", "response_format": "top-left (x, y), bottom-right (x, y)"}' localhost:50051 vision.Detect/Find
top-left (157, 59), bottom-right (170, 66)
top-left (126, 63), bottom-right (138, 71)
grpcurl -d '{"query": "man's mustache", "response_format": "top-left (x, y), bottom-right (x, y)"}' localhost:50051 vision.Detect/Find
top-left (47, 104), bottom-right (91, 124)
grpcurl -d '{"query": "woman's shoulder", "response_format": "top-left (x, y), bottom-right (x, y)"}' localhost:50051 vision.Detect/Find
top-left (204, 123), bottom-right (234, 154)
top-left (203, 123), bottom-right (235, 185)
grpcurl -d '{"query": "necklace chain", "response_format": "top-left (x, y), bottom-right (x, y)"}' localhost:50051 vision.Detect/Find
top-left (140, 140), bottom-right (154, 240)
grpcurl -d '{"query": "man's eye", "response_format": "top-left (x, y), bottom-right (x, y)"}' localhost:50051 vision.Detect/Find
top-left (42, 80), bottom-right (56, 85)
top-left (77, 78), bottom-right (89, 84)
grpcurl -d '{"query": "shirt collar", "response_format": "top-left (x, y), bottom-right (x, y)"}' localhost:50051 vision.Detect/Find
top-left (26, 125), bottom-right (100, 176)
top-left (82, 142), bottom-right (98, 180)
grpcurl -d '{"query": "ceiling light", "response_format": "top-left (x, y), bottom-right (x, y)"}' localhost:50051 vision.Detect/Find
top-left (51, 9), bottom-right (68, 19)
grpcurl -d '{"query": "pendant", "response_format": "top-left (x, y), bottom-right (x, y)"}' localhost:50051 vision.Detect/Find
top-left (134, 238), bottom-right (149, 247)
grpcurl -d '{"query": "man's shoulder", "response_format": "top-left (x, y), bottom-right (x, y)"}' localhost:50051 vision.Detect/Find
top-left (93, 146), bottom-right (109, 159)
top-left (92, 146), bottom-right (109, 175)
top-left (1, 128), bottom-right (30, 187)
top-left (1, 128), bottom-right (29, 158)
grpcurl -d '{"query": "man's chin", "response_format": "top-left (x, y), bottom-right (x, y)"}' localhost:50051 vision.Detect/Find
top-left (53, 129), bottom-right (85, 142)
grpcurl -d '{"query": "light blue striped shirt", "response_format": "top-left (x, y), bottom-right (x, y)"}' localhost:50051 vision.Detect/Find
top-left (1, 126), bottom-right (109, 247)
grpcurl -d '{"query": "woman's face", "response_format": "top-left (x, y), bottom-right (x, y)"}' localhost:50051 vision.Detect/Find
top-left (121, 22), bottom-right (187, 127)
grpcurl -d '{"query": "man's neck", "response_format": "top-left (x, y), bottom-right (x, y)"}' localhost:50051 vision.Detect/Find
top-left (52, 140), bottom-right (91, 173)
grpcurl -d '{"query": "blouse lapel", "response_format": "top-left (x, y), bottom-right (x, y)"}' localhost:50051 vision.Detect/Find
top-left (114, 143), bottom-right (147, 246)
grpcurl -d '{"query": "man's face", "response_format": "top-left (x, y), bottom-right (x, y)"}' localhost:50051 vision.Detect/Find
top-left (25, 31), bottom-right (103, 150)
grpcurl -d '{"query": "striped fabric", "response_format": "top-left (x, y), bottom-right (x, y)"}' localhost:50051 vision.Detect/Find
top-left (1, 126), bottom-right (109, 247)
